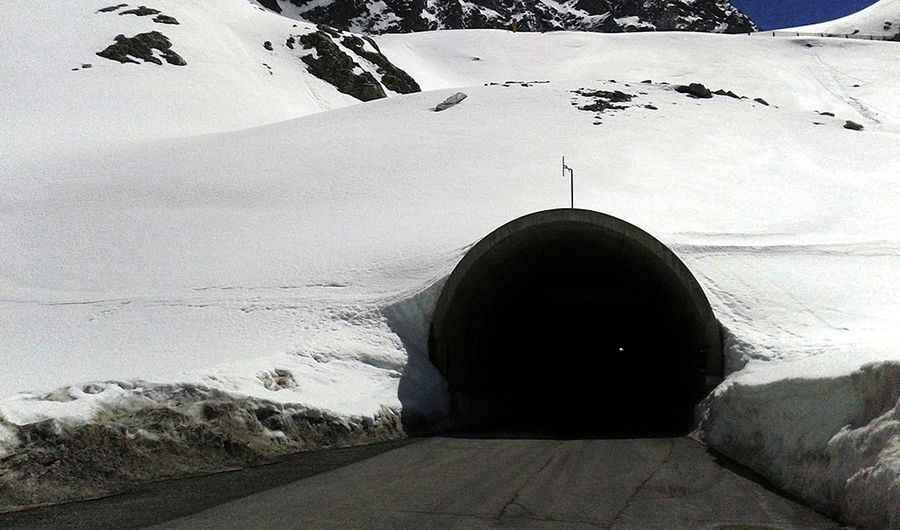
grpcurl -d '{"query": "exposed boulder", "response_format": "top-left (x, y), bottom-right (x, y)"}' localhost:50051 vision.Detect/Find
top-left (844, 120), bottom-right (864, 131)
top-left (96, 31), bottom-right (186, 66)
top-left (434, 92), bottom-right (468, 112)
top-left (675, 83), bottom-right (713, 99)
top-left (153, 14), bottom-right (179, 24)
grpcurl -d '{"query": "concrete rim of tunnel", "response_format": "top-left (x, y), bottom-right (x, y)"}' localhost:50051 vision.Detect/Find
top-left (428, 208), bottom-right (723, 392)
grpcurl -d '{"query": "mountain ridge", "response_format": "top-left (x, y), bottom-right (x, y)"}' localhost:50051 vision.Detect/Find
top-left (258, 0), bottom-right (757, 35)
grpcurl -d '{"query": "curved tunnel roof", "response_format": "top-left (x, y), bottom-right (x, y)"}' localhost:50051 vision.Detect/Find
top-left (429, 208), bottom-right (723, 394)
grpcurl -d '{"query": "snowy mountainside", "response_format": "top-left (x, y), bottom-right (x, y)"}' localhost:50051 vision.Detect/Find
top-left (0, 0), bottom-right (418, 163)
top-left (259, 0), bottom-right (756, 34)
top-left (790, 0), bottom-right (900, 38)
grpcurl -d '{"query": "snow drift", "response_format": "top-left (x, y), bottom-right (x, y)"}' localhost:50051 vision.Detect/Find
top-left (700, 360), bottom-right (900, 529)
top-left (789, 0), bottom-right (900, 39)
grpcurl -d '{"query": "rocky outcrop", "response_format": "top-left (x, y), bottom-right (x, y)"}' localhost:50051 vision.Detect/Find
top-left (340, 35), bottom-right (420, 94)
top-left (675, 83), bottom-right (713, 99)
top-left (261, 0), bottom-right (755, 35)
top-left (573, 88), bottom-right (635, 112)
top-left (96, 31), bottom-right (186, 66)
top-left (299, 30), bottom-right (387, 101)
top-left (296, 28), bottom-right (421, 100)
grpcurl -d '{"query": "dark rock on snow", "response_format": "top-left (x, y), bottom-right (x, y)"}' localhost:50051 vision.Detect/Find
top-left (153, 14), bottom-right (179, 24)
top-left (713, 88), bottom-right (741, 99)
top-left (675, 83), bottom-right (713, 99)
top-left (119, 5), bottom-right (161, 16)
top-left (844, 120), bottom-right (864, 131)
top-left (753, 97), bottom-right (769, 106)
top-left (96, 31), bottom-right (186, 66)
top-left (299, 31), bottom-right (386, 102)
top-left (340, 35), bottom-right (420, 94)
top-left (97, 4), bottom-right (128, 13)
top-left (573, 88), bottom-right (635, 113)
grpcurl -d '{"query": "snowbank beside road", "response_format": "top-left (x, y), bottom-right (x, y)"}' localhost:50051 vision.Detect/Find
top-left (700, 360), bottom-right (900, 529)
top-left (0, 381), bottom-right (402, 511)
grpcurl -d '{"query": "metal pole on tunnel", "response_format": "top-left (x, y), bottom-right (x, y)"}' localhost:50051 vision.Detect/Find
top-left (562, 156), bottom-right (574, 208)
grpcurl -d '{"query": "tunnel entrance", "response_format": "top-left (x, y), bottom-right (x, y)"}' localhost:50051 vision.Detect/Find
top-left (429, 209), bottom-right (722, 437)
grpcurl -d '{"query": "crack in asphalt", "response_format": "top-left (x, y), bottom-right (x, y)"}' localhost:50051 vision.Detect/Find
top-left (498, 441), bottom-right (562, 520)
top-left (495, 442), bottom-right (562, 519)
top-left (606, 439), bottom-right (675, 529)
top-left (494, 441), bottom-right (605, 529)
top-left (395, 507), bottom-right (603, 528)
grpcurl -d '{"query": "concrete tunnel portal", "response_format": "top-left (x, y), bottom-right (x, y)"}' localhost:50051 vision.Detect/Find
top-left (428, 209), bottom-right (722, 436)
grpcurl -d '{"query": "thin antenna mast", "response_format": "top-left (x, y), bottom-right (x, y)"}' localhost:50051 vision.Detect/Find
top-left (562, 156), bottom-right (574, 208)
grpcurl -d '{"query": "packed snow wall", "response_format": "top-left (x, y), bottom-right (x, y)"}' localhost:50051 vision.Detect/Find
top-left (429, 209), bottom-right (722, 435)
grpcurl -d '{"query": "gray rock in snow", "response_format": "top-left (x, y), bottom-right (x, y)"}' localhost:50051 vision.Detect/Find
top-left (675, 83), bottom-right (713, 99)
top-left (434, 92), bottom-right (468, 112)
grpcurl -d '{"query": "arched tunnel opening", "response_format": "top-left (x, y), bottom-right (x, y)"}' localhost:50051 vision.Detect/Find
top-left (429, 209), bottom-right (722, 437)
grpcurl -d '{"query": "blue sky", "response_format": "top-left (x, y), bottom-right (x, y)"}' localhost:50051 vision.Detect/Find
top-left (730, 0), bottom-right (880, 30)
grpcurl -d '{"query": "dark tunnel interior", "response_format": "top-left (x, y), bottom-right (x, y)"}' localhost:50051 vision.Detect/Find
top-left (430, 212), bottom-right (720, 437)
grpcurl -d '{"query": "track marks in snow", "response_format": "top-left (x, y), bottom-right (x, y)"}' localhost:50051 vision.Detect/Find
top-left (810, 51), bottom-right (882, 124)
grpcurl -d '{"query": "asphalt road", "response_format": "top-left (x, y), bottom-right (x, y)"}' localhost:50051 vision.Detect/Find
top-left (2, 437), bottom-right (840, 530)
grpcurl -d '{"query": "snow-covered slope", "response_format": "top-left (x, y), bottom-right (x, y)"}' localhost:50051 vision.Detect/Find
top-left (260, 0), bottom-right (756, 34)
top-left (5, 28), bottom-right (899, 402)
top-left (2, 2), bottom-right (900, 525)
top-left (789, 0), bottom-right (900, 38)
top-left (0, 0), bottom-right (418, 163)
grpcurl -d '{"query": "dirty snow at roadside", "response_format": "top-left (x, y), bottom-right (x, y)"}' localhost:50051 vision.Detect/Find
top-left (2, 0), bottom-right (900, 526)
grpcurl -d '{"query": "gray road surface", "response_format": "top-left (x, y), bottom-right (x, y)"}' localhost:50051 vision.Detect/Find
top-left (148, 437), bottom-right (839, 529)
